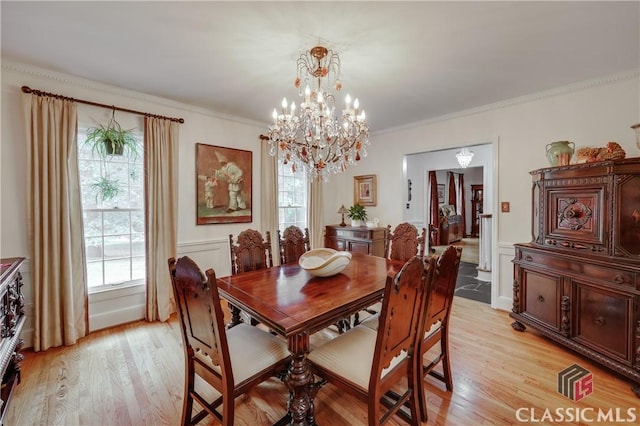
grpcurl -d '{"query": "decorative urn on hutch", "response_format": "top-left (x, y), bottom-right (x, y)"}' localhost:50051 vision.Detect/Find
top-left (545, 141), bottom-right (575, 166)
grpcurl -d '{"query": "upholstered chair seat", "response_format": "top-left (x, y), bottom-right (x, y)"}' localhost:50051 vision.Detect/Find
top-left (194, 323), bottom-right (289, 386)
top-left (307, 326), bottom-right (407, 390)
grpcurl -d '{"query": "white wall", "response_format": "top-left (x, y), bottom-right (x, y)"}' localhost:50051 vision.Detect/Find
top-left (2, 61), bottom-right (639, 343)
top-left (1, 62), bottom-right (268, 341)
top-left (321, 71), bottom-right (640, 310)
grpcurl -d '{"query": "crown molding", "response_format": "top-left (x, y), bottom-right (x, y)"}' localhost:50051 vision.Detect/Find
top-left (375, 69), bottom-right (640, 136)
top-left (1, 60), bottom-right (266, 129)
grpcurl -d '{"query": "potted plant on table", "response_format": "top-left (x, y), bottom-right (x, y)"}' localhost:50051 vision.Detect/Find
top-left (347, 204), bottom-right (367, 227)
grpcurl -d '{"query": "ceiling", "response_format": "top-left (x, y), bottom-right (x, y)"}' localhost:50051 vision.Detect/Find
top-left (2, 1), bottom-right (638, 132)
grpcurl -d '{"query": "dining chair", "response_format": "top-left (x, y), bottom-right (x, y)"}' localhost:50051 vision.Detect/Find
top-left (228, 229), bottom-right (273, 326)
top-left (277, 225), bottom-right (311, 264)
top-left (307, 255), bottom-right (437, 425)
top-left (415, 244), bottom-right (462, 422)
top-left (168, 256), bottom-right (290, 426)
top-left (229, 229), bottom-right (273, 274)
top-left (384, 222), bottom-right (427, 262)
top-left (357, 222), bottom-right (427, 323)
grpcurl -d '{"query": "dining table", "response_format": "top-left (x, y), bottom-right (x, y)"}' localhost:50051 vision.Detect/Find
top-left (216, 252), bottom-right (405, 426)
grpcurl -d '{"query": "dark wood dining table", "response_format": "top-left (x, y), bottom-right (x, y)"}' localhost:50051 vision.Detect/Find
top-left (216, 252), bottom-right (405, 426)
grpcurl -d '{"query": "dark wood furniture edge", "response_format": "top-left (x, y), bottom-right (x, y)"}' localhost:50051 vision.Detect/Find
top-left (510, 311), bottom-right (640, 395)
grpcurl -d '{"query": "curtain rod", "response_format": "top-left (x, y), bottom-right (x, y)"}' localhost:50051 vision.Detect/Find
top-left (21, 85), bottom-right (185, 123)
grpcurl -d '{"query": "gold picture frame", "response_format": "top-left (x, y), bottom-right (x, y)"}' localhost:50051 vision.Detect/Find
top-left (196, 143), bottom-right (252, 224)
top-left (354, 174), bottom-right (377, 206)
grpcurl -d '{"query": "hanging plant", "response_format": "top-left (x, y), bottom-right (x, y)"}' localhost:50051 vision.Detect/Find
top-left (90, 175), bottom-right (122, 203)
top-left (84, 109), bottom-right (140, 160)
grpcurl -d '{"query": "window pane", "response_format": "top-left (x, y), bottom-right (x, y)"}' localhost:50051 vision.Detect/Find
top-left (131, 210), bottom-right (145, 233)
top-left (132, 256), bottom-right (145, 281)
top-left (103, 235), bottom-right (131, 259)
top-left (277, 159), bottom-right (307, 232)
top-left (85, 236), bottom-right (103, 262)
top-left (104, 258), bottom-right (132, 284)
top-left (83, 211), bottom-right (103, 237)
top-left (103, 211), bottom-right (131, 236)
top-left (86, 260), bottom-right (104, 288)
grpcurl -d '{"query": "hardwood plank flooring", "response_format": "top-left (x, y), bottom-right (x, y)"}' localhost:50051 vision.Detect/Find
top-left (7, 297), bottom-right (638, 425)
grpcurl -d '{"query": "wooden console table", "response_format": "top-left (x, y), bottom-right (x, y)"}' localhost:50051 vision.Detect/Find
top-left (324, 224), bottom-right (386, 257)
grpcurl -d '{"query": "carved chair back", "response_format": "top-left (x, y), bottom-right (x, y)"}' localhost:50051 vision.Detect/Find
top-left (229, 229), bottom-right (273, 275)
top-left (277, 226), bottom-right (311, 264)
top-left (385, 222), bottom-right (427, 262)
top-left (416, 245), bottom-right (462, 422)
top-left (168, 256), bottom-right (232, 423)
top-left (371, 255), bottom-right (435, 388)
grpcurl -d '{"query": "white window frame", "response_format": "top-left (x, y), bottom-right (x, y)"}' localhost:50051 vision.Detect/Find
top-left (277, 160), bottom-right (308, 232)
top-left (77, 127), bottom-right (146, 293)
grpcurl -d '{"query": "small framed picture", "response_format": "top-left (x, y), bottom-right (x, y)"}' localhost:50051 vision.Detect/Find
top-left (354, 174), bottom-right (377, 206)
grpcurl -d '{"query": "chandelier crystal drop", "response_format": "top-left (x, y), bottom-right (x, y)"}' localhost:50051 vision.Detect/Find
top-left (267, 46), bottom-right (370, 181)
top-left (456, 147), bottom-right (474, 168)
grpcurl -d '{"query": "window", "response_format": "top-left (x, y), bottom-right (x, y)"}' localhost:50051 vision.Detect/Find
top-left (77, 127), bottom-right (145, 290)
top-left (277, 161), bottom-right (307, 231)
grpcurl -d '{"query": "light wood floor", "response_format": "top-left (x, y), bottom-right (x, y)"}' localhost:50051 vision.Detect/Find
top-left (432, 238), bottom-right (479, 265)
top-left (7, 297), bottom-right (638, 425)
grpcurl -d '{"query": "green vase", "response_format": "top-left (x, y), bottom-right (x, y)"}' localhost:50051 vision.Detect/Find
top-left (546, 141), bottom-right (575, 166)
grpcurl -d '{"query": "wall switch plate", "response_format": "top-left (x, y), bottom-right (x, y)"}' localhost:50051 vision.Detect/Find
top-left (501, 202), bottom-right (510, 212)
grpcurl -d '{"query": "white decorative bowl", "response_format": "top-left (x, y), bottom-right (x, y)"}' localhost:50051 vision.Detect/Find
top-left (299, 248), bottom-right (352, 277)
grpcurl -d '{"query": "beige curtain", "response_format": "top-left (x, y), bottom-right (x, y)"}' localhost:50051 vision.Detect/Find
top-left (144, 117), bottom-right (179, 321)
top-left (23, 92), bottom-right (87, 352)
top-left (308, 180), bottom-right (324, 249)
top-left (260, 140), bottom-right (279, 264)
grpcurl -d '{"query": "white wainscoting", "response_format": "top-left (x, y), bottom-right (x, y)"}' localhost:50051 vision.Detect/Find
top-left (492, 242), bottom-right (515, 311)
top-left (19, 238), bottom-right (230, 348)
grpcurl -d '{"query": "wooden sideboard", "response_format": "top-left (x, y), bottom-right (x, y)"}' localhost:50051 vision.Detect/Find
top-left (439, 215), bottom-right (463, 245)
top-left (324, 225), bottom-right (386, 257)
top-left (510, 158), bottom-right (640, 397)
top-left (0, 257), bottom-right (26, 423)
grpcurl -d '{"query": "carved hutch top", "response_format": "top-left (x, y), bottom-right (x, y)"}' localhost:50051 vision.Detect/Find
top-left (529, 157), bottom-right (640, 263)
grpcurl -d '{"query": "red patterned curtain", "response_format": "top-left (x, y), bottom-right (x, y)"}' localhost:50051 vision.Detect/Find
top-left (447, 172), bottom-right (456, 206)
top-left (458, 173), bottom-right (466, 237)
top-left (428, 170), bottom-right (439, 246)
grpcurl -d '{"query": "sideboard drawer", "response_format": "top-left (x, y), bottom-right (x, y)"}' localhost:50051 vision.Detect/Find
top-left (516, 247), bottom-right (637, 288)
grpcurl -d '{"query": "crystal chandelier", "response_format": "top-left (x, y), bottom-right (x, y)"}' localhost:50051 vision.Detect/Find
top-left (456, 147), bottom-right (474, 168)
top-left (267, 46), bottom-right (369, 181)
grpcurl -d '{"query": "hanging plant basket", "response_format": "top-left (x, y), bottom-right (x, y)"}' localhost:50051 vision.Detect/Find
top-left (84, 109), bottom-right (139, 159)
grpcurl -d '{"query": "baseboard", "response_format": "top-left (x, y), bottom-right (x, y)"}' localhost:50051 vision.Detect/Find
top-left (89, 303), bottom-right (146, 332)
